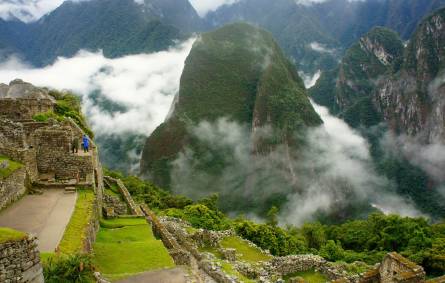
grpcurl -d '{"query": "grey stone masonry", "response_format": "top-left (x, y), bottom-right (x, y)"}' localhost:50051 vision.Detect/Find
top-left (0, 234), bottom-right (44, 283)
top-left (0, 167), bottom-right (28, 211)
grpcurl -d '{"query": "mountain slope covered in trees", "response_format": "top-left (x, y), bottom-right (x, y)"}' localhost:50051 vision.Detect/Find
top-left (140, 23), bottom-right (321, 213)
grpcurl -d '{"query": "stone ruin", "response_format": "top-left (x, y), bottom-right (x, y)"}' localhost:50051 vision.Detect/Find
top-left (0, 80), bottom-right (101, 208)
top-left (0, 232), bottom-right (44, 283)
top-left (361, 252), bottom-right (445, 283)
top-left (0, 79), bottom-right (55, 121)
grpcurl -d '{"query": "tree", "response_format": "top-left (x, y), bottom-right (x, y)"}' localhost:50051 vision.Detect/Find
top-left (267, 206), bottom-right (279, 227)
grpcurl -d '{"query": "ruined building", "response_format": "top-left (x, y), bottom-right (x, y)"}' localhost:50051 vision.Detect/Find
top-left (0, 79), bottom-right (101, 210)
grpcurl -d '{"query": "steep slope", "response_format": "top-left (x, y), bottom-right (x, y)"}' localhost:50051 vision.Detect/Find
top-left (375, 7), bottom-right (445, 142)
top-left (206, 0), bottom-right (445, 73)
top-left (310, 27), bottom-right (404, 128)
top-left (140, 23), bottom-right (321, 211)
top-left (3, 0), bottom-right (202, 66)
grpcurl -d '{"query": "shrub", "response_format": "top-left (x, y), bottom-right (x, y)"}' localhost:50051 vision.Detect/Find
top-left (43, 254), bottom-right (94, 283)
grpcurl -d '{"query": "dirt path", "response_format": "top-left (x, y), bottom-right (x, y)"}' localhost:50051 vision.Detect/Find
top-left (0, 189), bottom-right (77, 252)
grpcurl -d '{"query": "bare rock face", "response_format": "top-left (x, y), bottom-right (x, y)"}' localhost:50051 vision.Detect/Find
top-left (0, 79), bottom-right (55, 101)
top-left (374, 8), bottom-right (445, 143)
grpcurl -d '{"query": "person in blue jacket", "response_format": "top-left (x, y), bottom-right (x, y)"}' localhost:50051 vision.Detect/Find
top-left (82, 134), bottom-right (89, 153)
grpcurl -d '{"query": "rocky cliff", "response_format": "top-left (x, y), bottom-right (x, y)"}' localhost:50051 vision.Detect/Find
top-left (375, 8), bottom-right (445, 143)
top-left (140, 23), bottom-right (321, 209)
top-left (311, 27), bottom-right (404, 127)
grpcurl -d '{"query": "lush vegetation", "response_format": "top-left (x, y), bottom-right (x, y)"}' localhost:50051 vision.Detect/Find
top-left (32, 90), bottom-right (94, 138)
top-left (0, 227), bottom-right (26, 243)
top-left (58, 190), bottom-right (96, 254)
top-left (0, 156), bottom-right (23, 179)
top-left (141, 23), bottom-right (322, 214)
top-left (283, 269), bottom-right (327, 283)
top-left (220, 236), bottom-right (272, 262)
top-left (107, 170), bottom-right (445, 275)
top-left (43, 254), bottom-right (94, 283)
top-left (93, 218), bottom-right (174, 281)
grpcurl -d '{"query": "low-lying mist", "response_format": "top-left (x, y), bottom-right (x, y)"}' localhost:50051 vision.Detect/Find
top-left (169, 99), bottom-right (423, 225)
top-left (0, 38), bottom-right (195, 173)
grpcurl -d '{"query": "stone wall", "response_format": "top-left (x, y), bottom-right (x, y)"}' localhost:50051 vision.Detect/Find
top-left (0, 98), bottom-right (54, 121)
top-left (103, 194), bottom-right (128, 217)
top-left (0, 148), bottom-right (38, 182)
top-left (33, 125), bottom-right (94, 181)
top-left (379, 253), bottom-right (425, 283)
top-left (0, 119), bottom-right (26, 149)
top-left (0, 234), bottom-right (44, 283)
top-left (0, 167), bottom-right (28, 211)
top-left (105, 177), bottom-right (142, 216)
top-left (140, 204), bottom-right (193, 265)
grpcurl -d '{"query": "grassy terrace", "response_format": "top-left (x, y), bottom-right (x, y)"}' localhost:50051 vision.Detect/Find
top-left (93, 218), bottom-right (174, 281)
top-left (0, 227), bottom-right (27, 244)
top-left (58, 189), bottom-right (95, 254)
top-left (220, 236), bottom-right (272, 263)
top-left (0, 156), bottom-right (23, 179)
top-left (283, 269), bottom-right (328, 283)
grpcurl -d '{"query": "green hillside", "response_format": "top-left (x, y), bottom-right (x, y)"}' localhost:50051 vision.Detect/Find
top-left (141, 23), bottom-right (321, 213)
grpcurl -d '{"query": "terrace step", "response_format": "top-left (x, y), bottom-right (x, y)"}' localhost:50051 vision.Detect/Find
top-left (64, 187), bottom-right (77, 194)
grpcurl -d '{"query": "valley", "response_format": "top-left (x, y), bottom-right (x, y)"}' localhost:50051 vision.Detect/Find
top-left (0, 0), bottom-right (444, 282)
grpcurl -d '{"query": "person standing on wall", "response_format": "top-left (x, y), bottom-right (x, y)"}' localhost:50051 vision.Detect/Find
top-left (71, 136), bottom-right (79, 154)
top-left (82, 134), bottom-right (89, 153)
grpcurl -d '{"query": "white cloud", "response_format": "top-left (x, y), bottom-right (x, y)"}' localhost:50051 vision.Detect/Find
top-left (0, 0), bottom-right (66, 22)
top-left (0, 38), bottom-right (195, 136)
top-left (309, 42), bottom-right (335, 54)
top-left (299, 70), bottom-right (321, 88)
top-left (189, 0), bottom-right (240, 17)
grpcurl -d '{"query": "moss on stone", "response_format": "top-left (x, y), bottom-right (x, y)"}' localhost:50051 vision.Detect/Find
top-left (0, 156), bottom-right (23, 180)
top-left (0, 227), bottom-right (27, 244)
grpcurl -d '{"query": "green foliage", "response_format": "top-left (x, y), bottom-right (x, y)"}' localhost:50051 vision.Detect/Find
top-left (141, 23), bottom-right (322, 206)
top-left (267, 206), bottom-right (279, 227)
top-left (283, 269), bottom-right (327, 283)
top-left (93, 218), bottom-right (174, 281)
top-left (58, 190), bottom-right (95, 254)
top-left (166, 204), bottom-right (229, 231)
top-left (0, 156), bottom-right (23, 180)
top-left (105, 169), bottom-right (193, 210)
top-left (234, 219), bottom-right (307, 256)
top-left (320, 240), bottom-right (345, 261)
top-left (0, 227), bottom-right (26, 244)
top-left (50, 90), bottom-right (94, 139)
top-left (32, 111), bottom-right (62, 122)
top-left (43, 254), bottom-right (94, 283)
top-left (220, 236), bottom-right (272, 262)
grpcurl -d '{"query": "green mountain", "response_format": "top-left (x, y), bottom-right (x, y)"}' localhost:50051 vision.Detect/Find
top-left (205, 0), bottom-right (445, 73)
top-left (310, 27), bottom-right (404, 128)
top-left (5, 0), bottom-right (201, 66)
top-left (140, 23), bottom-right (321, 211)
top-left (311, 8), bottom-right (445, 217)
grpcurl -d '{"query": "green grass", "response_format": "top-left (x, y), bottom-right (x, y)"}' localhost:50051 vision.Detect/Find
top-left (104, 188), bottom-right (121, 198)
top-left (40, 252), bottom-right (55, 265)
top-left (220, 236), bottom-right (272, 263)
top-left (58, 190), bottom-right (95, 254)
top-left (283, 269), bottom-right (328, 283)
top-left (0, 227), bottom-right (27, 244)
top-left (218, 259), bottom-right (255, 283)
top-left (0, 156), bottom-right (23, 179)
top-left (93, 218), bottom-right (174, 281)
